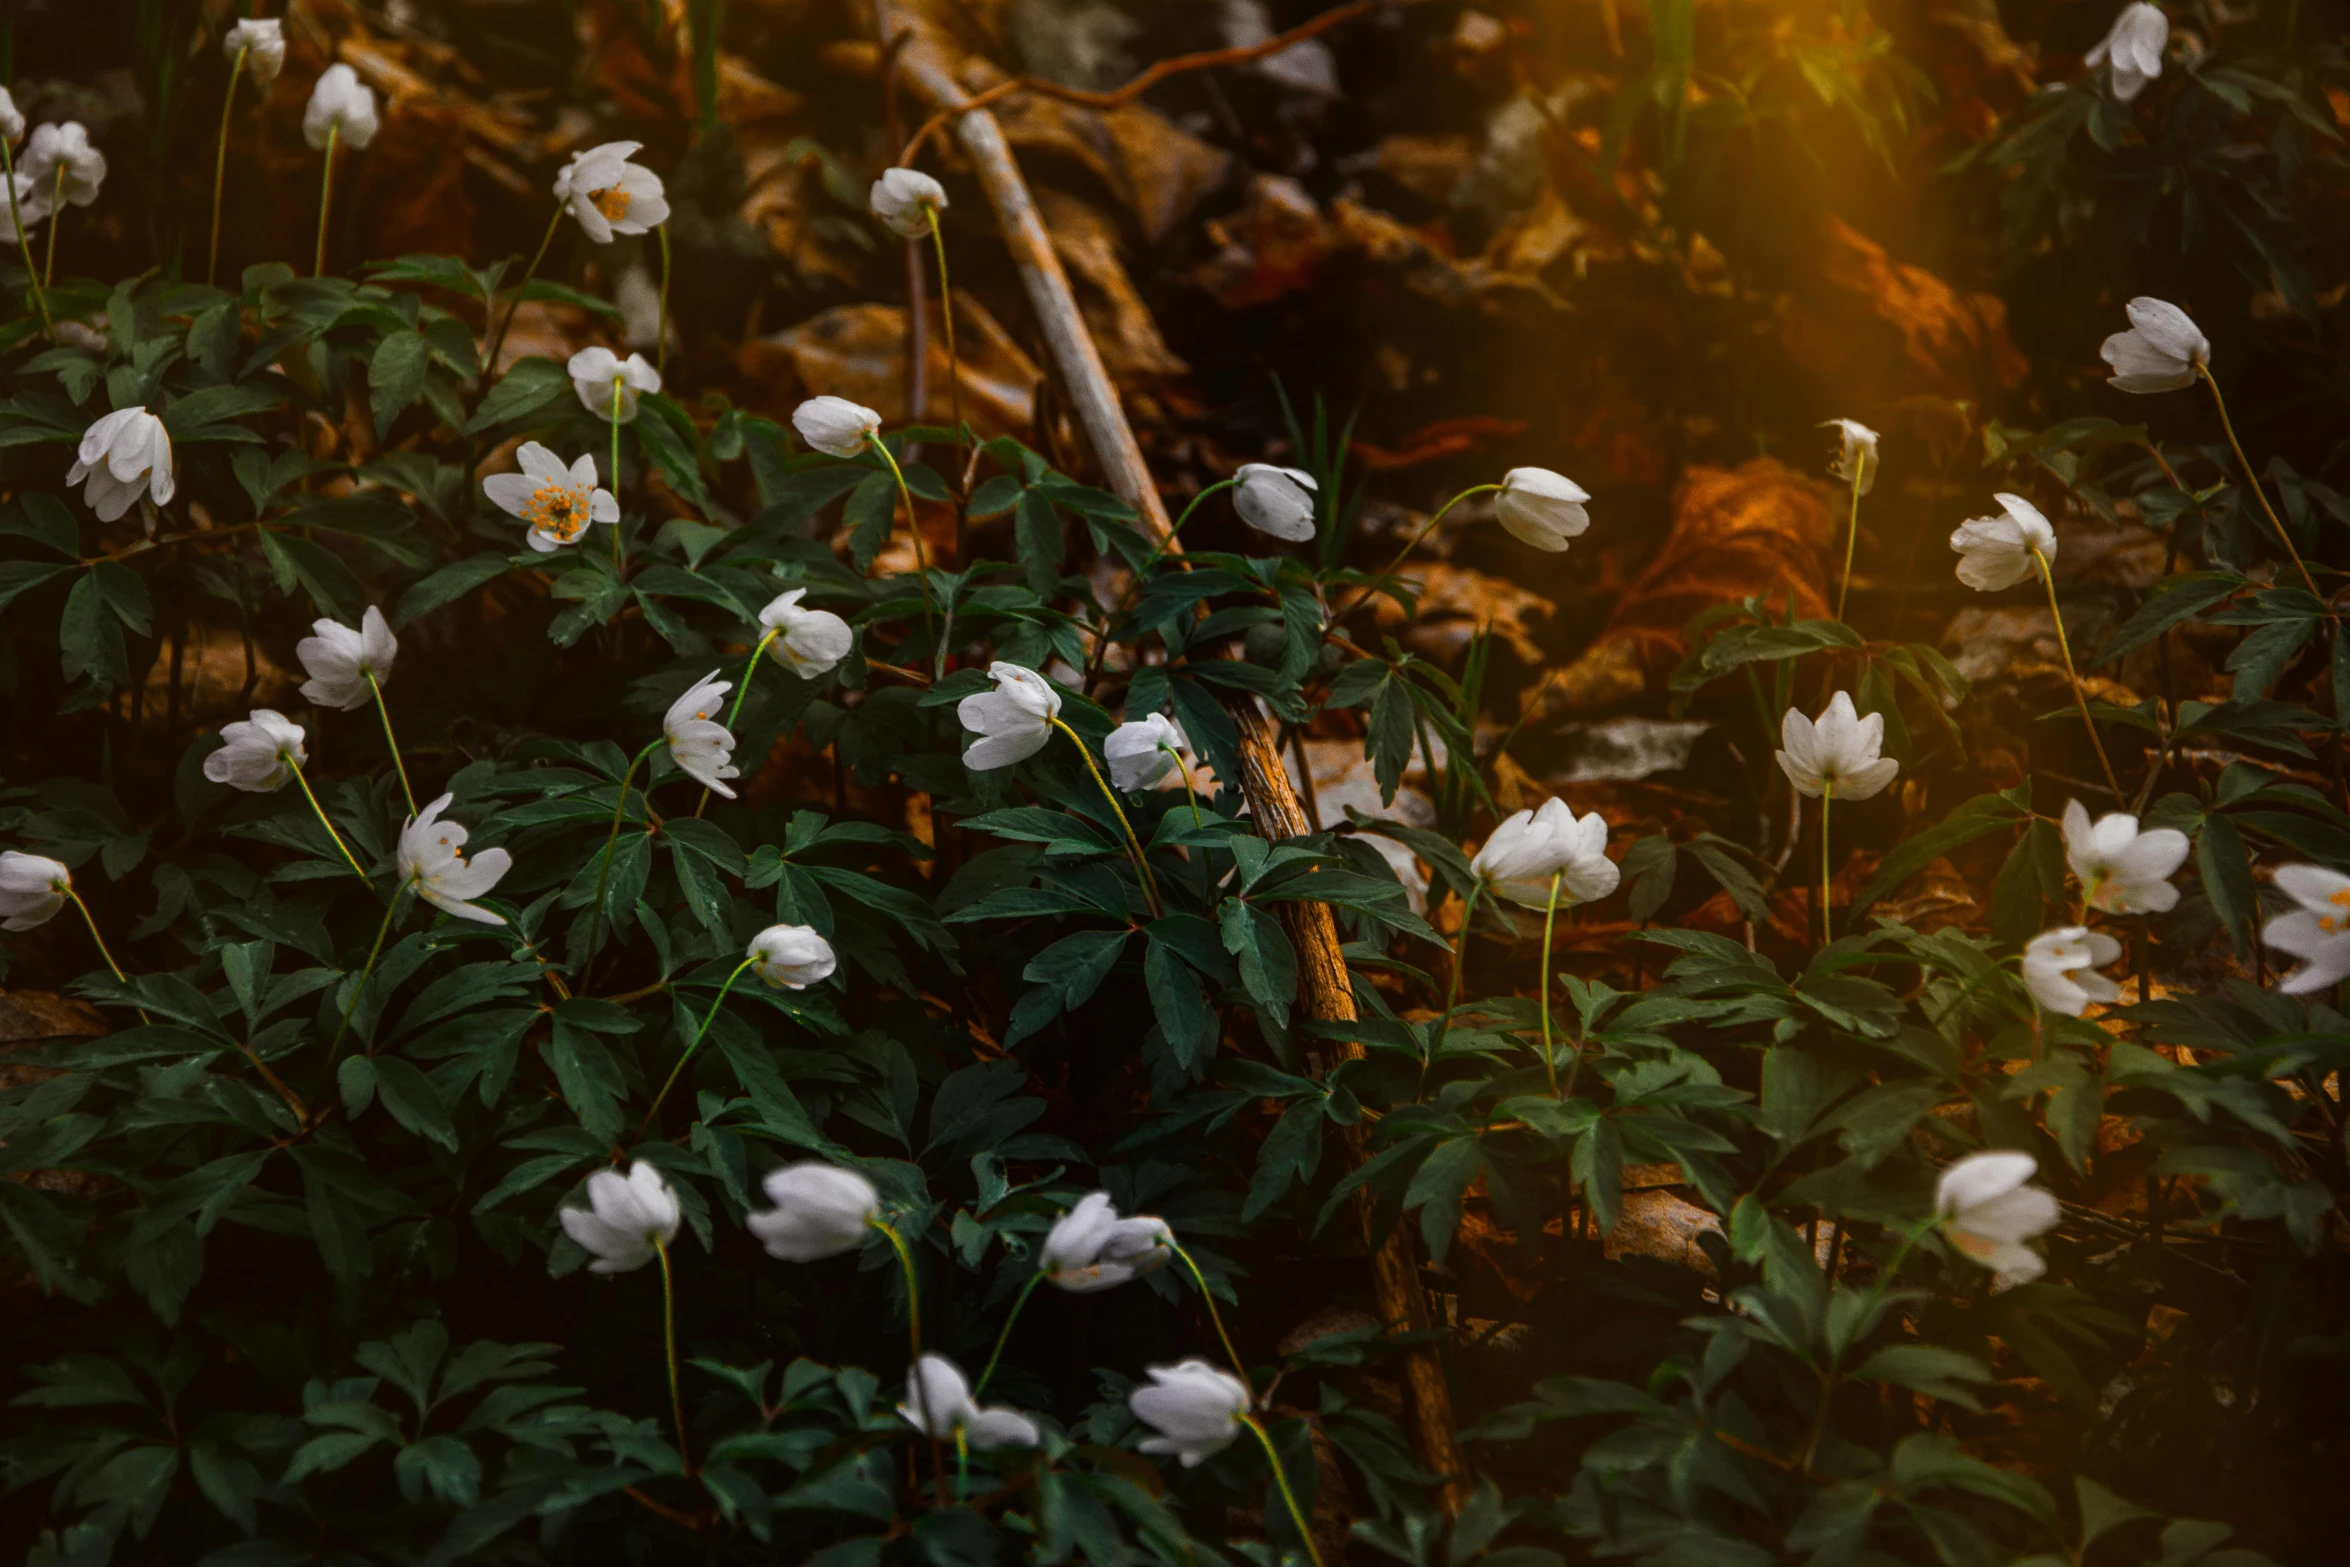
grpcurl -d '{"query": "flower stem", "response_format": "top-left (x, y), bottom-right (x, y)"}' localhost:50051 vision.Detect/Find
top-left (483, 207), bottom-right (562, 378)
top-left (2, 134), bottom-right (51, 331)
top-left (1335, 483), bottom-right (1502, 623)
top-left (871, 1217), bottom-right (923, 1359)
top-left (973, 1270), bottom-right (1044, 1395)
top-left (1049, 716), bottom-right (1163, 918)
top-left (41, 164), bottom-right (66, 290)
top-left (287, 759), bottom-right (370, 881)
top-left (63, 887), bottom-right (150, 1025)
top-left (656, 1240), bottom-right (693, 1474)
top-left (1240, 1414), bottom-right (1327, 1567)
top-left (609, 379), bottom-right (626, 570)
top-left (655, 223), bottom-right (672, 379)
top-left (695, 629), bottom-right (776, 819)
top-left (1166, 744), bottom-right (1202, 827)
top-left (1818, 784), bottom-right (1834, 948)
top-left (1421, 879), bottom-right (1483, 1099)
top-left (1079, 477), bottom-right (1237, 689)
top-left (2030, 548), bottom-right (2124, 800)
top-left (364, 670), bottom-right (417, 817)
top-left (582, 740), bottom-right (661, 964)
top-left (1170, 1242), bottom-right (1250, 1389)
top-left (1538, 872), bottom-right (1563, 1096)
top-left (312, 123), bottom-right (337, 278)
top-left (925, 206), bottom-right (963, 443)
top-left (640, 955), bottom-right (757, 1134)
top-left (328, 885), bottom-right (405, 1061)
top-left (2196, 363), bottom-right (2321, 601)
top-left (1834, 470), bottom-right (1863, 622)
top-left (869, 437), bottom-right (942, 672)
top-left (209, 46), bottom-right (248, 287)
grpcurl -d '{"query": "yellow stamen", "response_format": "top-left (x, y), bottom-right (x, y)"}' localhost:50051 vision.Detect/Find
top-left (522, 480), bottom-right (592, 542)
top-left (591, 186), bottom-right (631, 222)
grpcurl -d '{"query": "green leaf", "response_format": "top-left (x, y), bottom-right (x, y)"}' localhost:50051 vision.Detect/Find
top-left (1220, 900), bottom-right (1298, 1030)
top-left (465, 357), bottom-right (571, 435)
top-left (1404, 1137), bottom-right (1482, 1266)
top-left (369, 330), bottom-right (431, 436)
top-left (842, 469), bottom-right (899, 573)
top-left (259, 528), bottom-right (366, 620)
top-left (2091, 572), bottom-right (2243, 665)
top-left (2196, 812), bottom-right (2256, 958)
top-left (394, 553), bottom-right (513, 627)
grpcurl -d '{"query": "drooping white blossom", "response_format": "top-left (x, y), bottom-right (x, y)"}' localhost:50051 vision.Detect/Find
top-left (2100, 297), bottom-right (2207, 394)
top-left (295, 605), bottom-right (398, 712)
top-left (663, 672), bottom-right (738, 798)
top-left (553, 140), bottom-right (668, 243)
top-left (397, 794), bottom-right (512, 925)
top-left (869, 167), bottom-right (948, 238)
top-left (481, 441), bottom-right (619, 553)
top-left (67, 407), bottom-right (174, 522)
top-left (1129, 1360), bottom-right (1250, 1467)
top-left (1471, 798), bottom-right (1620, 911)
top-left (2086, 3), bottom-right (2169, 103)
top-left (224, 18), bottom-right (287, 86)
top-left (746, 1162), bottom-right (880, 1262)
top-left (0, 88), bottom-right (22, 145)
top-left (302, 64), bottom-right (379, 151)
top-left (1040, 1192), bottom-right (1174, 1294)
top-left (2021, 927), bottom-right (2124, 1017)
top-left (2062, 800), bottom-right (2189, 915)
top-left (1936, 1151), bottom-right (2061, 1290)
top-left (2261, 864), bottom-right (2350, 996)
top-left (568, 346), bottom-right (661, 423)
top-left (749, 924), bottom-right (837, 990)
top-left (1494, 467), bottom-right (1591, 551)
top-left (1775, 692), bottom-right (1899, 801)
top-left (1232, 464), bottom-right (1318, 542)
top-left (757, 588), bottom-right (854, 678)
top-left (0, 851), bottom-right (70, 932)
top-left (958, 662), bottom-right (1062, 772)
top-left (898, 1354), bottom-right (1041, 1450)
top-left (204, 710), bottom-right (307, 793)
top-left (1104, 714), bottom-right (1189, 792)
top-left (793, 396), bottom-right (881, 459)
top-left (1822, 419), bottom-right (1879, 497)
top-left (559, 1162), bottom-right (681, 1275)
top-left (1949, 493), bottom-right (2057, 591)
top-left (21, 121), bottom-right (106, 207)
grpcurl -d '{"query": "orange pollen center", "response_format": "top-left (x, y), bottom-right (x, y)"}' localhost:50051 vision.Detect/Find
top-left (591, 186), bottom-right (631, 221)
top-left (523, 481), bottom-right (591, 541)
top-left (2320, 889), bottom-right (2350, 932)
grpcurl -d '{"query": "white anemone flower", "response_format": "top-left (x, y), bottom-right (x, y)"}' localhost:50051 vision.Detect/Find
top-left (554, 141), bottom-right (669, 243)
top-left (958, 662), bottom-right (1063, 772)
top-left (1232, 463), bottom-right (1318, 542)
top-left (0, 88), bottom-right (22, 145)
top-left (1936, 1151), bottom-right (2061, 1290)
top-left (397, 793), bottom-right (512, 925)
top-left (2062, 800), bottom-right (2190, 915)
top-left (1104, 714), bottom-right (1188, 791)
top-left (482, 441), bottom-right (619, 553)
top-left (2261, 865), bottom-right (2350, 995)
top-left (1471, 798), bottom-right (1620, 911)
top-left (899, 1354), bottom-right (1041, 1450)
top-left (1821, 419), bottom-right (1880, 496)
top-left (302, 64), bottom-right (379, 151)
top-left (1948, 493), bottom-right (2057, 591)
top-left (749, 924), bottom-right (836, 990)
top-left (224, 18), bottom-right (287, 87)
top-left (2086, 3), bottom-right (2169, 103)
top-left (559, 1162), bottom-right (681, 1275)
top-left (1776, 693), bottom-right (1899, 801)
top-left (0, 851), bottom-right (71, 931)
top-left (757, 588), bottom-right (854, 678)
top-left (204, 710), bottom-right (306, 793)
top-left (2021, 927), bottom-right (2124, 1017)
top-left (747, 1162), bottom-right (880, 1261)
top-left (869, 167), bottom-right (948, 238)
top-left (295, 605), bottom-right (398, 712)
top-left (1129, 1360), bottom-right (1251, 1468)
top-left (568, 346), bottom-right (661, 423)
top-left (793, 396), bottom-right (882, 459)
top-left (21, 122), bottom-right (106, 207)
top-left (1040, 1192), bottom-right (1175, 1293)
top-left (67, 408), bottom-right (174, 522)
top-left (2100, 298), bottom-right (2208, 394)
top-left (1494, 467), bottom-right (1592, 551)
top-left (664, 672), bottom-right (739, 798)
top-left (1, 171), bottom-right (53, 243)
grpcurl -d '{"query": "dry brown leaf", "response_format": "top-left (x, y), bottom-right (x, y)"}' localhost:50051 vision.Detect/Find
top-left (1778, 215), bottom-right (2029, 403)
top-left (1187, 173), bottom-right (1337, 309)
top-left (1370, 133), bottom-right (1477, 203)
top-left (960, 60), bottom-right (1230, 244)
top-left (1032, 189), bottom-right (1188, 383)
top-left (747, 295), bottom-right (1040, 434)
top-left (1370, 562), bottom-right (1554, 665)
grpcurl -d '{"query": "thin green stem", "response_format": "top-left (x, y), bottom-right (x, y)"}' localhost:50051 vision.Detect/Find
top-left (1538, 872), bottom-right (1562, 1096)
top-left (656, 1240), bottom-right (694, 1474)
top-left (327, 886), bottom-right (404, 1061)
top-left (1834, 472), bottom-right (1862, 621)
top-left (655, 223), bottom-right (672, 379)
top-left (955, 1428), bottom-right (969, 1504)
top-left (1241, 1415), bottom-right (1327, 1567)
top-left (1800, 1218), bottom-right (1935, 1472)
top-left (609, 378), bottom-right (625, 570)
top-left (64, 887), bottom-right (149, 1024)
top-left (869, 437), bottom-right (941, 671)
top-left (364, 670), bottom-right (417, 817)
top-left (1166, 744), bottom-right (1202, 827)
top-left (209, 46), bottom-right (248, 287)
top-left (640, 955), bottom-right (757, 1134)
top-left (2197, 363), bottom-right (2321, 601)
top-left (1170, 1242), bottom-right (1249, 1388)
top-left (1818, 785), bottom-right (1834, 949)
top-left (926, 206), bottom-right (962, 444)
top-left (698, 629), bottom-right (775, 818)
top-left (2030, 548), bottom-right (2124, 800)
top-left (312, 123), bottom-right (337, 278)
top-left (288, 758), bottom-right (369, 881)
top-left (1335, 482), bottom-right (1502, 623)
top-left (872, 1217), bottom-right (923, 1358)
top-left (483, 207), bottom-right (562, 378)
top-left (582, 741), bottom-right (661, 965)
top-left (1421, 880), bottom-right (1483, 1098)
top-left (42, 164), bottom-right (63, 290)
top-left (1050, 716), bottom-right (1163, 918)
top-left (1079, 477), bottom-right (1237, 689)
top-left (2, 134), bottom-right (51, 330)
top-left (974, 1270), bottom-right (1044, 1395)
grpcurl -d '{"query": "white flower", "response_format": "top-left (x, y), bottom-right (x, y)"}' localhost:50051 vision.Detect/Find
top-left (1129, 1360), bottom-right (1250, 1467)
top-left (1493, 467), bottom-right (1591, 552)
top-left (2086, 3), bottom-right (2169, 102)
top-left (568, 346), bottom-right (661, 423)
top-left (224, 18), bottom-right (287, 87)
top-left (67, 407), bottom-right (174, 523)
top-left (1040, 1192), bottom-right (1174, 1293)
top-left (481, 441), bottom-right (619, 553)
top-left (302, 64), bottom-right (379, 151)
top-left (553, 141), bottom-right (669, 243)
top-left (295, 605), bottom-right (398, 712)
top-left (792, 396), bottom-right (881, 459)
top-left (2261, 864), bottom-right (2350, 996)
top-left (21, 122), bottom-right (106, 207)
top-left (0, 88), bottom-right (23, 145)
top-left (958, 662), bottom-right (1063, 772)
top-left (559, 1162), bottom-right (681, 1275)
top-left (1232, 464), bottom-right (1318, 543)
top-left (1936, 1151), bottom-right (2060, 1290)
top-left (0, 852), bottom-right (70, 932)
top-left (0, 171), bottom-right (52, 242)
top-left (663, 671), bottom-right (739, 798)
top-left (2100, 297), bottom-right (2207, 394)
top-left (746, 1162), bottom-right (880, 1261)
top-left (204, 710), bottom-right (306, 793)
top-left (1775, 692), bottom-right (1899, 801)
top-left (1821, 419), bottom-right (1879, 497)
top-left (2062, 800), bottom-right (2190, 915)
top-left (1470, 797), bottom-right (1620, 911)
top-left (397, 793), bottom-right (512, 925)
top-left (1948, 493), bottom-right (2057, 591)
top-left (2021, 927), bottom-right (2124, 1017)
top-left (749, 924), bottom-right (836, 990)
top-left (870, 167), bottom-right (948, 238)
top-left (758, 588), bottom-right (854, 678)
top-left (1104, 714), bottom-right (1188, 791)
top-left (898, 1354), bottom-right (1041, 1450)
